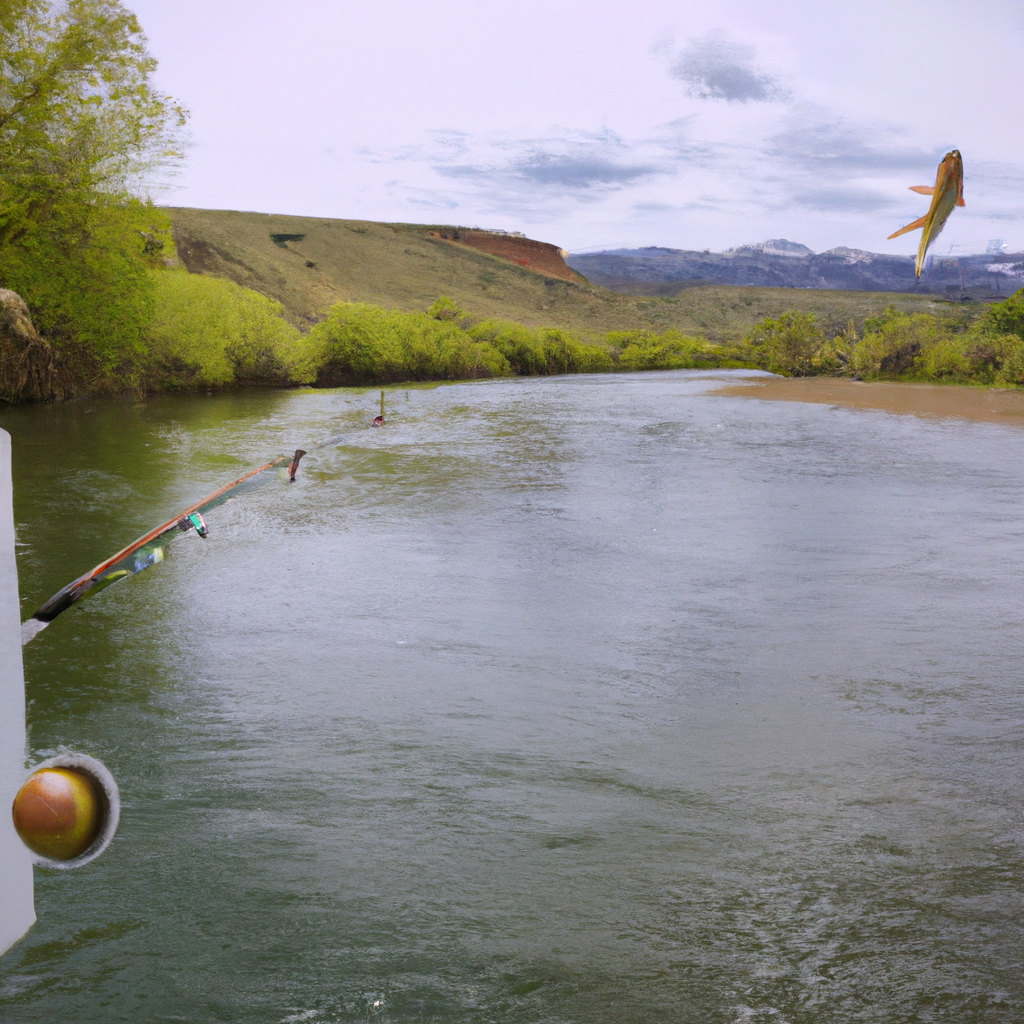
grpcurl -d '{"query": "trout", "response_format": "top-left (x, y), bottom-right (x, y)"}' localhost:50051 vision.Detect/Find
top-left (887, 149), bottom-right (964, 278)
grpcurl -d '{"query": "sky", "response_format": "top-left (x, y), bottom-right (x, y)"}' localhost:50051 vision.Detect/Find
top-left (129, 0), bottom-right (1024, 255)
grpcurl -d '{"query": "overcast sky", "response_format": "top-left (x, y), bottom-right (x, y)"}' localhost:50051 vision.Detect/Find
top-left (130, 0), bottom-right (1024, 255)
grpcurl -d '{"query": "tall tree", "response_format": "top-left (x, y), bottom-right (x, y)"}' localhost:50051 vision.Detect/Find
top-left (0, 1), bottom-right (187, 393)
top-left (0, 0), bottom-right (187, 246)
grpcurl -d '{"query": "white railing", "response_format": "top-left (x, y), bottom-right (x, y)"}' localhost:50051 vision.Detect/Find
top-left (0, 428), bottom-right (36, 956)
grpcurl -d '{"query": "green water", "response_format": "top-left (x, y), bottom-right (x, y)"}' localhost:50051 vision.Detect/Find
top-left (1, 372), bottom-right (1023, 1022)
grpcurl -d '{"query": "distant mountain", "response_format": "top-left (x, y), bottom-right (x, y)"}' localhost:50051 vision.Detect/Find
top-left (566, 241), bottom-right (1024, 298)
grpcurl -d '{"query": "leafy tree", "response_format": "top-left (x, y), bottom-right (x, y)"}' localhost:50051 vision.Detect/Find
top-left (0, 0), bottom-right (186, 243)
top-left (0, 0), bottom-right (187, 393)
top-left (1, 200), bottom-right (159, 390)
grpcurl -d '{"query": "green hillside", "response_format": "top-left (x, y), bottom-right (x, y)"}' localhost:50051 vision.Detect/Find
top-left (164, 207), bottom-right (968, 343)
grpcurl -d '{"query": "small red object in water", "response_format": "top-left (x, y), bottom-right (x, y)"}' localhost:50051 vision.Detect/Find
top-left (372, 415), bottom-right (385, 427)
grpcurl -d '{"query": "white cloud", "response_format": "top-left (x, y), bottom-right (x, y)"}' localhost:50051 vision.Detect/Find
top-left (668, 30), bottom-right (789, 103)
top-left (129, 0), bottom-right (1024, 254)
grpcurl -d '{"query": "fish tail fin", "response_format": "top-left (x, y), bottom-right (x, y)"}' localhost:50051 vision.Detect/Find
top-left (916, 216), bottom-right (948, 278)
top-left (888, 214), bottom-right (929, 240)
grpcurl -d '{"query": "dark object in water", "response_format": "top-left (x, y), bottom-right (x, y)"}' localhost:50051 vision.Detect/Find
top-left (25, 451), bottom-right (302, 636)
top-left (372, 415), bottom-right (384, 427)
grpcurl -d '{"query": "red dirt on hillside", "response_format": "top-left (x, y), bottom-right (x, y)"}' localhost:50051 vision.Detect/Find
top-left (429, 229), bottom-right (584, 283)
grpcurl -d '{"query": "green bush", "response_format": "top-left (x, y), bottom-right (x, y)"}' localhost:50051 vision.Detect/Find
top-left (467, 319), bottom-right (550, 374)
top-left (134, 283), bottom-right (1024, 393)
top-left (288, 299), bottom-right (617, 385)
top-left (744, 311), bottom-right (830, 376)
top-left (291, 302), bottom-right (510, 385)
top-left (851, 307), bottom-right (950, 379)
top-left (0, 199), bottom-right (160, 391)
top-left (989, 334), bottom-right (1024, 387)
top-left (465, 319), bottom-right (611, 375)
top-left (806, 320), bottom-right (854, 375)
top-left (144, 271), bottom-right (299, 390)
top-left (609, 329), bottom-right (726, 371)
top-left (427, 295), bottom-right (468, 323)
top-left (537, 328), bottom-right (615, 374)
top-left (839, 303), bottom-right (1024, 387)
top-left (913, 330), bottom-right (1024, 386)
top-left (981, 288), bottom-right (1024, 341)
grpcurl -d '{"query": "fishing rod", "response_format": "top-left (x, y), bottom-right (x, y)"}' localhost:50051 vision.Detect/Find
top-left (20, 388), bottom-right (395, 645)
top-left (20, 448), bottom-right (306, 645)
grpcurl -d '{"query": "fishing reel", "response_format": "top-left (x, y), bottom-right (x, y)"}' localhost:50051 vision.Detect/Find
top-left (11, 753), bottom-right (120, 870)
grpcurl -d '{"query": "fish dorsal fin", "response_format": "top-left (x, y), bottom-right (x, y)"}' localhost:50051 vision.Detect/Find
top-left (909, 185), bottom-right (935, 195)
top-left (884, 214), bottom-right (933, 239)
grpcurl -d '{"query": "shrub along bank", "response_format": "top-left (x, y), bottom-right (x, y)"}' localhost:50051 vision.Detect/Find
top-left (1, 274), bottom-right (739, 398)
top-left (279, 298), bottom-right (743, 386)
top-left (144, 271), bottom-right (299, 390)
top-left (741, 293), bottom-right (1024, 386)
top-left (149, 285), bottom-right (1024, 391)
top-left (254, 296), bottom-right (746, 386)
top-left (5, 261), bottom-right (1024, 401)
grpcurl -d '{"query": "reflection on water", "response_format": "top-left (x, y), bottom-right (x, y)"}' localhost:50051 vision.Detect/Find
top-left (2, 372), bottom-right (1023, 1023)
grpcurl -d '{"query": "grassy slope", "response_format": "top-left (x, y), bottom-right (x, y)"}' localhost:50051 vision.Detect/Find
top-left (164, 207), bottom-right (974, 344)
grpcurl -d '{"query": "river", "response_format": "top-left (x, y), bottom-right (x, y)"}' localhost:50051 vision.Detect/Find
top-left (1, 370), bottom-right (1022, 1022)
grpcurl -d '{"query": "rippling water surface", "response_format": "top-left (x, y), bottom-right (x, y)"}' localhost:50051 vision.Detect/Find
top-left (2, 371), bottom-right (1023, 1023)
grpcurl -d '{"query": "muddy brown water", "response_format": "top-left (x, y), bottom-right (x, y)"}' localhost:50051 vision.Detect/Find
top-left (712, 375), bottom-right (1024, 427)
top-left (1, 371), bottom-right (1022, 1023)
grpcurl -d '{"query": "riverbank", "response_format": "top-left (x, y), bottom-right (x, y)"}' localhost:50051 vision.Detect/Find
top-left (712, 375), bottom-right (1024, 427)
top-left (2, 265), bottom-right (1021, 403)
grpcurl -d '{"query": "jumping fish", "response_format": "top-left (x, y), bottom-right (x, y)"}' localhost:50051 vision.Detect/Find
top-left (887, 149), bottom-right (965, 278)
